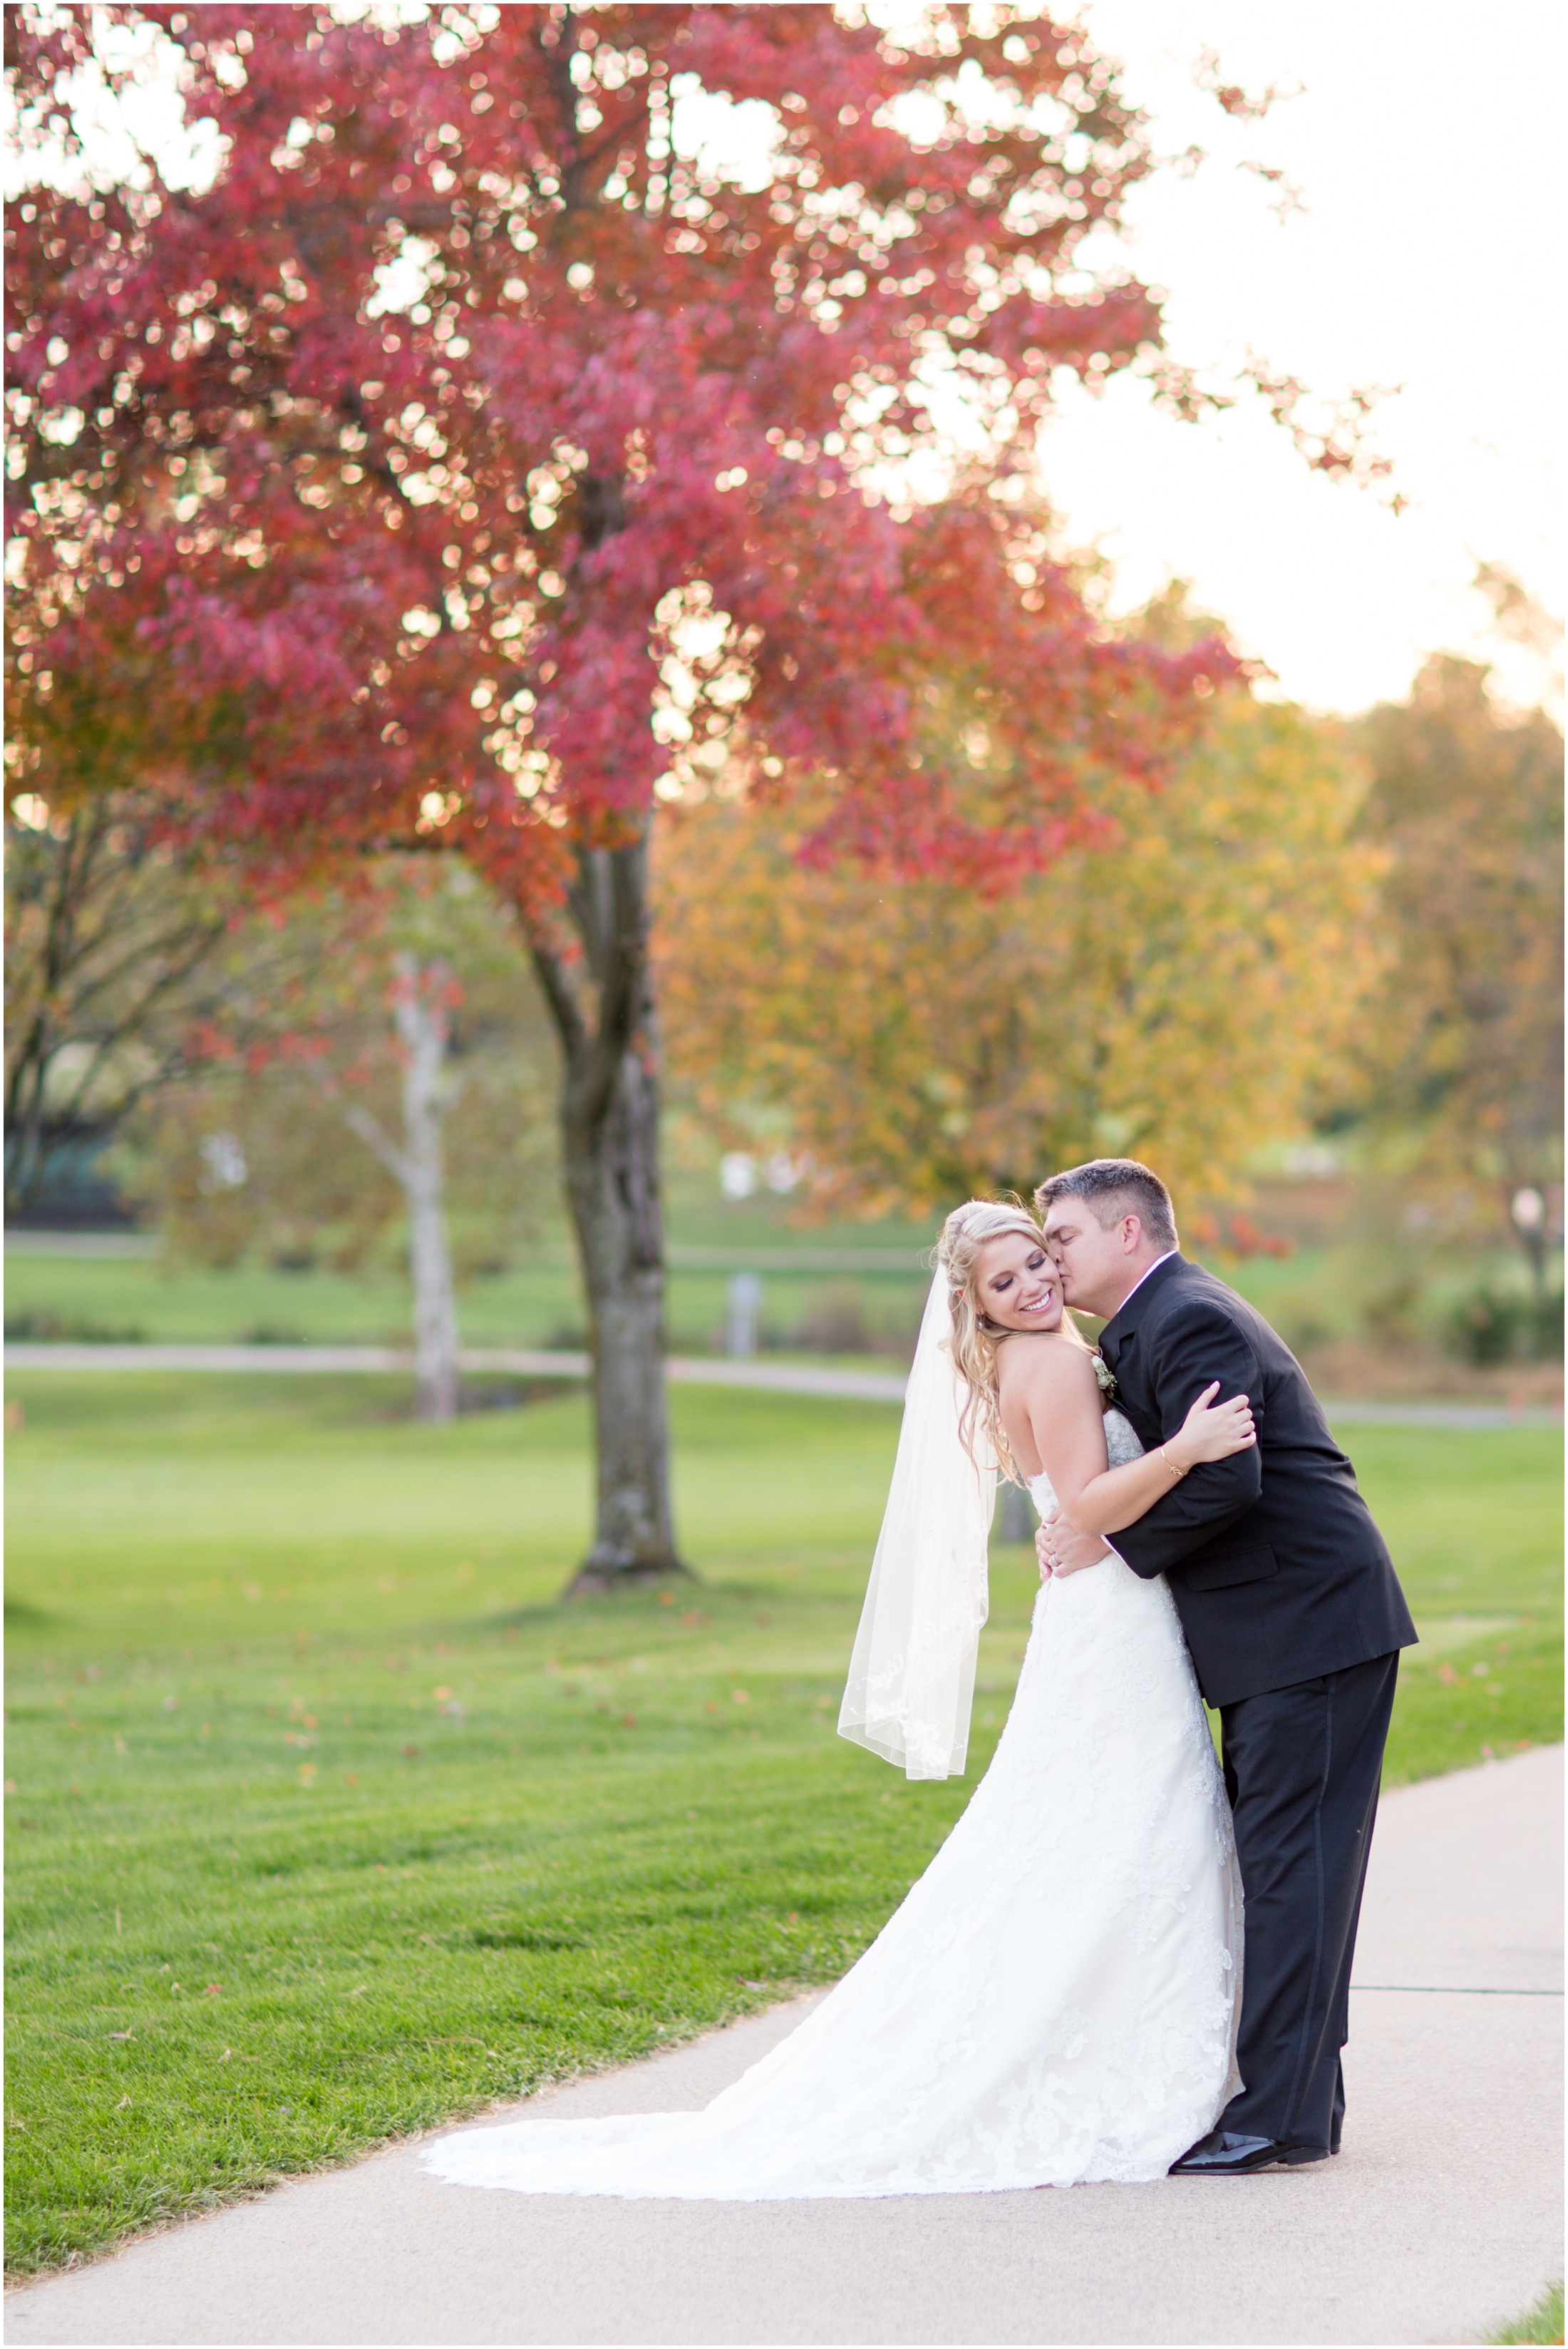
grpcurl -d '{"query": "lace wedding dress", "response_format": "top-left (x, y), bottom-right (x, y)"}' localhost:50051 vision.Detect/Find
top-left (423, 1409), bottom-right (1243, 2201)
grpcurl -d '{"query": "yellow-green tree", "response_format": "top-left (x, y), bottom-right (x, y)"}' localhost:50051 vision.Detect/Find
top-left (1344, 654), bottom-right (1563, 1285)
top-left (657, 691), bottom-right (1381, 1223)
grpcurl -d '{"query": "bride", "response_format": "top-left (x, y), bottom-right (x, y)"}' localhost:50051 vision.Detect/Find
top-left (424, 1199), bottom-right (1254, 2200)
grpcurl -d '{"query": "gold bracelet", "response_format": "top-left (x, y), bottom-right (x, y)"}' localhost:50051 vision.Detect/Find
top-left (1160, 1446), bottom-right (1188, 1480)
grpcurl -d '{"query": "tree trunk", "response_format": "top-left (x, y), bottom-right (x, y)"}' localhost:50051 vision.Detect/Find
top-left (336, 953), bottom-right (461, 1423)
top-left (527, 836), bottom-right (691, 1595)
top-left (391, 954), bottom-right (461, 1423)
top-left (4, 801), bottom-right (107, 1215)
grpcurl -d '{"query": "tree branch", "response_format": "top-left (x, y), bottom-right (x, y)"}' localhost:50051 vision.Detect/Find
top-left (336, 1096), bottom-right (413, 1191)
top-left (526, 926), bottom-right (590, 1063)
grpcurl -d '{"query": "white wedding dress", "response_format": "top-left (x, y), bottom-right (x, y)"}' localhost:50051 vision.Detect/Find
top-left (423, 1409), bottom-right (1244, 2201)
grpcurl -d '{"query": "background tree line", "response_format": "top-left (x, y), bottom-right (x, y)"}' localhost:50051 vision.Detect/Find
top-left (654, 615), bottom-right (1561, 1337)
top-left (9, 599), bottom-right (1561, 1379)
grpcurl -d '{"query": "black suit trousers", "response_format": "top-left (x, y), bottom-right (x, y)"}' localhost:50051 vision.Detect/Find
top-left (1217, 1650), bottom-right (1400, 2149)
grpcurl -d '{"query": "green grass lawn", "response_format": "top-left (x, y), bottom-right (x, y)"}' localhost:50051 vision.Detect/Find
top-left (1, 1245), bottom-right (947, 1359)
top-left (2, 1177), bottom-right (941, 1356)
top-left (3, 1191), bottom-right (1443, 1361)
top-left (4, 1373), bottom-right (1561, 2273)
top-left (0, 1233), bottom-right (1408, 1355)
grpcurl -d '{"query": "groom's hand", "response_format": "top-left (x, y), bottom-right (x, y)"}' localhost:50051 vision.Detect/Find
top-left (1036, 1509), bottom-right (1110, 1580)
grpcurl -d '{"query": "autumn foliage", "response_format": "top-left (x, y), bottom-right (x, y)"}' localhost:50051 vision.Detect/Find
top-left (1346, 654), bottom-right (1564, 1241)
top-left (657, 684), bottom-right (1382, 1220)
top-left (7, 2), bottom-right (1234, 893)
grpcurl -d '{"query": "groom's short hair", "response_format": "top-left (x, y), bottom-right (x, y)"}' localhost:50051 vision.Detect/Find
top-left (1035, 1158), bottom-right (1177, 1250)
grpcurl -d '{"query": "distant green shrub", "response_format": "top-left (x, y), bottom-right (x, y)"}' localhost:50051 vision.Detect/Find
top-left (3, 1308), bottom-right (145, 1343)
top-left (1447, 1284), bottom-right (1564, 1365)
top-left (1530, 1287), bottom-right (1565, 1358)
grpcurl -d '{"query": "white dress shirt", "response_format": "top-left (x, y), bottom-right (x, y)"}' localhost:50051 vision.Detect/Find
top-left (1108, 1248), bottom-right (1177, 1319)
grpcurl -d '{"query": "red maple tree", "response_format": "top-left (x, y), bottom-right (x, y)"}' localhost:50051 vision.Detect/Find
top-left (9, 4), bottom-right (1239, 1585)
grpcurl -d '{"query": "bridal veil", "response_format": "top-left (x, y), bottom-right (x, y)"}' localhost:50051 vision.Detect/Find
top-left (837, 1268), bottom-right (997, 1779)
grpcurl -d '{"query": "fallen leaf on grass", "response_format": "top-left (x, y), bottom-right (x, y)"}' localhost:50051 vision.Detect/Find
top-left (115, 2096), bottom-right (131, 2110)
top-left (203, 1984), bottom-right (222, 1997)
top-left (108, 2030), bottom-right (134, 2042)
top-left (219, 2048), bottom-right (233, 2062)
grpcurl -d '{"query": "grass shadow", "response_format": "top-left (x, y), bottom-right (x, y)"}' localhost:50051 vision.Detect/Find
top-left (4, 1596), bottom-right (57, 1630)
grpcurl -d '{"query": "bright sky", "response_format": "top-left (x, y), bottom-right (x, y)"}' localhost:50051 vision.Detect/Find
top-left (1043, 0), bottom-right (1563, 713)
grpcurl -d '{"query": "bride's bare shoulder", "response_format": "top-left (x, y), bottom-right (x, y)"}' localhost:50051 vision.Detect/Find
top-left (996, 1334), bottom-right (1099, 1397)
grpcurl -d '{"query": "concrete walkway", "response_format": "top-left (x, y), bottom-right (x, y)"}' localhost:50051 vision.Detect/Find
top-left (5, 1342), bottom-right (1562, 1425)
top-left (6, 1747), bottom-right (1560, 2347)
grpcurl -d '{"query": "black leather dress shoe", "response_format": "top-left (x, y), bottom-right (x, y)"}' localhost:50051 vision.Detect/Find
top-left (1169, 2131), bottom-right (1331, 2175)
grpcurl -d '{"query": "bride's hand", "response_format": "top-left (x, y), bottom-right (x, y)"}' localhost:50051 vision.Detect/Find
top-left (1166, 1382), bottom-right (1257, 1470)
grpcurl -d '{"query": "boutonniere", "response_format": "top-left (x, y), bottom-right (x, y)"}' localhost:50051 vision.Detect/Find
top-left (1091, 1353), bottom-right (1118, 1400)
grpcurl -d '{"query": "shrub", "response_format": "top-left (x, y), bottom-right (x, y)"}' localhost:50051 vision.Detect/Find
top-left (1447, 1284), bottom-right (1564, 1364)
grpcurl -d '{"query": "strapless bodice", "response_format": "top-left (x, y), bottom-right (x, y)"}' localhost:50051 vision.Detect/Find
top-left (1027, 1405), bottom-right (1145, 1518)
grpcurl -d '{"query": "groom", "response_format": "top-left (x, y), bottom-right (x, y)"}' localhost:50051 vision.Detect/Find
top-left (1033, 1158), bottom-right (1417, 2174)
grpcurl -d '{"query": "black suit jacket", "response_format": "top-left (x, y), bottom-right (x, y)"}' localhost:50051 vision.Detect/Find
top-left (1098, 1255), bottom-right (1417, 1707)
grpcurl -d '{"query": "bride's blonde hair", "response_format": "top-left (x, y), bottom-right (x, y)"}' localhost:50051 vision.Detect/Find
top-left (936, 1197), bottom-right (1095, 1484)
